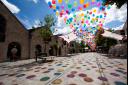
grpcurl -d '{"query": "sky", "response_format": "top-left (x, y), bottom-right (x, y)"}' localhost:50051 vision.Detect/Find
top-left (1, 0), bottom-right (127, 31)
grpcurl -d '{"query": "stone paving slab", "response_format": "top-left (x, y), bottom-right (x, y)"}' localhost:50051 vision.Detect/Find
top-left (0, 53), bottom-right (127, 85)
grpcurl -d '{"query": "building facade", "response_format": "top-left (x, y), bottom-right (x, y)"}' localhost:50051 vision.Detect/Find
top-left (0, 2), bottom-right (29, 62)
top-left (0, 2), bottom-right (69, 62)
top-left (29, 28), bottom-right (69, 58)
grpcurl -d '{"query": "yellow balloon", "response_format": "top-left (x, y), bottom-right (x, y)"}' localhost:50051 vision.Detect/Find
top-left (80, 0), bottom-right (84, 4)
top-left (56, 11), bottom-right (59, 16)
top-left (92, 18), bottom-right (95, 21)
top-left (93, 9), bottom-right (96, 13)
top-left (92, 0), bottom-right (95, 2)
top-left (58, 0), bottom-right (63, 4)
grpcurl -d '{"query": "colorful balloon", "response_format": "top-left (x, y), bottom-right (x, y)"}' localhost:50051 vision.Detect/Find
top-left (74, 1), bottom-right (78, 7)
top-left (80, 0), bottom-right (84, 4)
top-left (58, 0), bottom-right (63, 4)
top-left (52, 0), bottom-right (56, 4)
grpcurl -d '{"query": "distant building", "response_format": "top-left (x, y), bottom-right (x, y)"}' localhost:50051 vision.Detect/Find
top-left (29, 28), bottom-right (69, 58)
top-left (114, 20), bottom-right (127, 43)
top-left (0, 1), bottom-right (68, 62)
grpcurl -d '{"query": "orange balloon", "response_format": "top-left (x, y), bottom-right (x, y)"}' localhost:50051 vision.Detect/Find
top-left (52, 5), bottom-right (56, 9)
top-left (86, 2), bottom-right (89, 8)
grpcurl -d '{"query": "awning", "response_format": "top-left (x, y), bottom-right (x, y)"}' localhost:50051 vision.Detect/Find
top-left (101, 30), bottom-right (123, 40)
top-left (59, 32), bottom-right (77, 43)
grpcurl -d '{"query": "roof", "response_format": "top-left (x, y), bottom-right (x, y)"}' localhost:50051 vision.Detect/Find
top-left (102, 30), bottom-right (123, 40)
top-left (0, 1), bottom-right (27, 31)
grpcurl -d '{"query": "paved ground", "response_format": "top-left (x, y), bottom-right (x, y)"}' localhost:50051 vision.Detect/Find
top-left (0, 53), bottom-right (127, 85)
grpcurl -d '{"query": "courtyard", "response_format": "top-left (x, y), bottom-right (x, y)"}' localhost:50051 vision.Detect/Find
top-left (0, 0), bottom-right (127, 85)
top-left (0, 53), bottom-right (127, 85)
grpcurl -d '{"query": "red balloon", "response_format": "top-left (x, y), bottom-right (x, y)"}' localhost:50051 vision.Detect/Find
top-left (83, 4), bottom-right (86, 8)
top-left (52, 0), bottom-right (56, 4)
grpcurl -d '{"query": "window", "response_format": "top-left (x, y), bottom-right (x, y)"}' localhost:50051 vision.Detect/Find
top-left (0, 15), bottom-right (6, 42)
top-left (120, 30), bottom-right (125, 35)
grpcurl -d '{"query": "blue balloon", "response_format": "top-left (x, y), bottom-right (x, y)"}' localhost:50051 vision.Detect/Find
top-left (92, 14), bottom-right (95, 17)
top-left (53, 9), bottom-right (56, 12)
top-left (48, 1), bottom-right (51, 6)
top-left (100, 15), bottom-right (102, 18)
top-left (72, 8), bottom-right (75, 12)
top-left (56, 6), bottom-right (60, 10)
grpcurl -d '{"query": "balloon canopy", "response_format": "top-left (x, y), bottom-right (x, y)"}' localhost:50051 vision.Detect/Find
top-left (46, 0), bottom-right (111, 50)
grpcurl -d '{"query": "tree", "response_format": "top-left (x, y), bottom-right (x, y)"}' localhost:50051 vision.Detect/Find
top-left (44, 14), bottom-right (56, 28)
top-left (95, 29), bottom-right (105, 46)
top-left (103, 0), bottom-right (127, 8)
top-left (40, 15), bottom-right (56, 53)
top-left (95, 29), bottom-right (117, 53)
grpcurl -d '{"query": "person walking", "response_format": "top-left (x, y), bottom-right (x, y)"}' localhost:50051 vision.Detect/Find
top-left (11, 46), bottom-right (18, 61)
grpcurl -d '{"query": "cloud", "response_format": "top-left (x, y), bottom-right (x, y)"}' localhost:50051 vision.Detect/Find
top-left (111, 23), bottom-right (125, 30)
top-left (17, 16), bottom-right (32, 29)
top-left (53, 26), bottom-right (72, 35)
top-left (104, 3), bottom-right (127, 25)
top-left (33, 19), bottom-right (41, 28)
top-left (32, 0), bottom-right (39, 3)
top-left (28, 0), bottom-right (39, 3)
top-left (1, 0), bottom-right (20, 14)
top-left (44, 0), bottom-right (52, 3)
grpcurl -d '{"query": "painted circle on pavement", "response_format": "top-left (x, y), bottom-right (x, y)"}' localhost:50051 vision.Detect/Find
top-left (40, 77), bottom-right (50, 81)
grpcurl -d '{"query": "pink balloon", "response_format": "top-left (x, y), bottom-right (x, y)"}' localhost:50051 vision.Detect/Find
top-left (91, 2), bottom-right (96, 5)
top-left (97, 2), bottom-right (101, 7)
top-left (61, 5), bottom-right (64, 9)
top-left (86, 20), bottom-right (89, 23)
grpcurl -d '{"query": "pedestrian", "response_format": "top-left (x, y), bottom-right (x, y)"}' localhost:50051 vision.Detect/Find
top-left (11, 46), bottom-right (18, 61)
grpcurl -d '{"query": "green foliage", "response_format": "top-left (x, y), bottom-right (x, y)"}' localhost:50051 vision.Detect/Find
top-left (40, 28), bottom-right (52, 42)
top-left (85, 44), bottom-right (90, 49)
top-left (95, 30), bottom-right (117, 50)
top-left (80, 41), bottom-right (86, 48)
top-left (105, 38), bottom-right (117, 48)
top-left (40, 15), bottom-right (56, 42)
top-left (103, 0), bottom-right (127, 8)
top-left (44, 14), bottom-right (56, 28)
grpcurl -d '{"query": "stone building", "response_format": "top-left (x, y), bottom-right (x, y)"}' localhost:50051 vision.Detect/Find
top-left (0, 2), bottom-right (29, 62)
top-left (29, 28), bottom-right (69, 58)
top-left (0, 1), bottom-right (69, 62)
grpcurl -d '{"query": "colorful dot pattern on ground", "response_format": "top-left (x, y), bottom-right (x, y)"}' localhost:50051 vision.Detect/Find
top-left (0, 53), bottom-right (127, 85)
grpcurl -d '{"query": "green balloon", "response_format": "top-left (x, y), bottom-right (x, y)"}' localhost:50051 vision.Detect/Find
top-left (73, 15), bottom-right (76, 17)
top-left (96, 16), bottom-right (99, 18)
top-left (65, 0), bottom-right (69, 4)
top-left (88, 17), bottom-right (90, 19)
top-left (84, 15), bottom-right (87, 18)
top-left (68, 4), bottom-right (72, 9)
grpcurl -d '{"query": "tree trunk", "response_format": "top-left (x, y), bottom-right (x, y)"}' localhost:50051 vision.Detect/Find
top-left (44, 42), bottom-right (47, 53)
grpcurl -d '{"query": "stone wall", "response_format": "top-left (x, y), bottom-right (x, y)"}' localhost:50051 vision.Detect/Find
top-left (29, 28), bottom-right (69, 58)
top-left (0, 2), bottom-right (29, 62)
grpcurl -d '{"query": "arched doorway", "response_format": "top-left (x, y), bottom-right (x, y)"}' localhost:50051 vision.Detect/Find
top-left (0, 14), bottom-right (6, 42)
top-left (58, 47), bottom-right (61, 56)
top-left (35, 45), bottom-right (42, 55)
top-left (49, 46), bottom-right (54, 56)
top-left (7, 42), bottom-right (21, 61)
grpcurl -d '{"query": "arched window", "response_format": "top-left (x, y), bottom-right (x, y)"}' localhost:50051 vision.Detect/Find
top-left (0, 14), bottom-right (6, 42)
